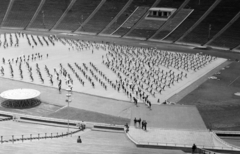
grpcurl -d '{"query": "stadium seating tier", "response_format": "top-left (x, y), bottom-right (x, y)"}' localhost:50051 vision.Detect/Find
top-left (209, 17), bottom-right (240, 49)
top-left (102, 0), bottom-right (156, 35)
top-left (3, 0), bottom-right (41, 28)
top-left (30, 0), bottom-right (70, 29)
top-left (155, 0), bottom-right (185, 8)
top-left (126, 0), bottom-right (187, 39)
top-left (181, 0), bottom-right (240, 45)
top-left (125, 29), bottom-right (157, 39)
top-left (151, 9), bottom-right (193, 40)
top-left (55, 0), bottom-right (102, 31)
top-left (0, 0), bottom-right (11, 25)
top-left (164, 0), bottom-right (216, 42)
top-left (113, 7), bottom-right (149, 36)
top-left (80, 0), bottom-right (129, 33)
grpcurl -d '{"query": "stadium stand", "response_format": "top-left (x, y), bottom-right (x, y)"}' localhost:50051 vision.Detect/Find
top-left (125, 0), bottom-right (186, 39)
top-left (2, 0), bottom-right (41, 28)
top-left (155, 0), bottom-right (185, 8)
top-left (123, 20), bottom-right (165, 39)
top-left (0, 0), bottom-right (13, 27)
top-left (163, 0), bottom-right (217, 42)
top-left (74, 0), bottom-right (106, 33)
top-left (150, 9), bottom-right (193, 40)
top-left (54, 0), bottom-right (101, 31)
top-left (101, 0), bottom-right (156, 35)
top-left (0, 0), bottom-right (10, 25)
top-left (78, 0), bottom-right (129, 34)
top-left (112, 6), bottom-right (149, 36)
top-left (29, 0), bottom-right (70, 30)
top-left (98, 0), bottom-right (133, 35)
top-left (235, 44), bottom-right (240, 51)
top-left (207, 13), bottom-right (240, 49)
top-left (50, 0), bottom-right (76, 31)
top-left (180, 0), bottom-right (240, 45)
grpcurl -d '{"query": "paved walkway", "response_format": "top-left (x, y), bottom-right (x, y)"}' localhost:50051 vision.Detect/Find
top-left (128, 127), bottom-right (240, 151)
top-left (130, 104), bottom-right (207, 130)
top-left (0, 130), bottom-right (185, 154)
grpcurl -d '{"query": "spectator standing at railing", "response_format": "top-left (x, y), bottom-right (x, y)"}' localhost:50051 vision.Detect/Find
top-left (134, 118), bottom-right (137, 126)
top-left (125, 123), bottom-right (129, 133)
top-left (192, 143), bottom-right (197, 154)
top-left (77, 136), bottom-right (82, 143)
top-left (142, 120), bottom-right (147, 130)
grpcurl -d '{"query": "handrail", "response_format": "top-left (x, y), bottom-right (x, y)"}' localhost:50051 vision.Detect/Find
top-left (0, 129), bottom-right (82, 144)
top-left (126, 131), bottom-right (240, 151)
top-left (211, 132), bottom-right (240, 150)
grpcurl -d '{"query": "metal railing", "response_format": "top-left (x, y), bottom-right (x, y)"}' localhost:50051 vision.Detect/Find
top-left (0, 129), bottom-right (81, 144)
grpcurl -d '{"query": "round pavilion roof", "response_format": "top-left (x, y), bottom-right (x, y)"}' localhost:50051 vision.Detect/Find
top-left (0, 89), bottom-right (40, 100)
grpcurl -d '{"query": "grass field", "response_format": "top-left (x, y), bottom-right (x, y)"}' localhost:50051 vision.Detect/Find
top-left (178, 61), bottom-right (240, 130)
top-left (0, 29), bottom-right (240, 132)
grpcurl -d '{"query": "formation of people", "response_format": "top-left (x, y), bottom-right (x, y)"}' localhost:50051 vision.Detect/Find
top-left (0, 32), bottom-right (217, 105)
top-left (102, 44), bottom-right (217, 105)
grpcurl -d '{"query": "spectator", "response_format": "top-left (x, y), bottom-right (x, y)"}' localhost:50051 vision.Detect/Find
top-left (134, 118), bottom-right (137, 126)
top-left (125, 123), bottom-right (129, 133)
top-left (77, 136), bottom-right (82, 143)
top-left (142, 120), bottom-right (147, 130)
top-left (192, 143), bottom-right (197, 154)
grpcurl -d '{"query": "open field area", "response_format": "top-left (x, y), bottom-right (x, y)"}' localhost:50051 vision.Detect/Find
top-left (1, 0), bottom-right (240, 153)
top-left (179, 61), bottom-right (240, 131)
top-left (0, 30), bottom-right (239, 132)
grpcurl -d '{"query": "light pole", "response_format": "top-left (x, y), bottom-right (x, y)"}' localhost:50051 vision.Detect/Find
top-left (66, 86), bottom-right (72, 133)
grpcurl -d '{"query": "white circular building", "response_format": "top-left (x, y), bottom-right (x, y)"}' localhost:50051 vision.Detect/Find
top-left (0, 89), bottom-right (41, 109)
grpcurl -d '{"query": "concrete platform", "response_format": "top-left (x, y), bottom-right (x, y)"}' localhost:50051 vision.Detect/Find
top-left (128, 104), bottom-right (240, 151)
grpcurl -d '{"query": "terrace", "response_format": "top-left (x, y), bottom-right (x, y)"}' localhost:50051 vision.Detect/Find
top-left (164, 0), bottom-right (216, 42)
top-left (101, 0), bottom-right (156, 35)
top-left (29, 0), bottom-right (70, 30)
top-left (2, 0), bottom-right (40, 28)
top-left (0, 0), bottom-right (10, 25)
top-left (55, 0), bottom-right (101, 31)
top-left (79, 0), bottom-right (128, 34)
top-left (181, 0), bottom-right (240, 45)
top-left (208, 17), bottom-right (240, 49)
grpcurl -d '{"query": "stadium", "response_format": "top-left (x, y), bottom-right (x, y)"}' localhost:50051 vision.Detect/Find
top-left (0, 0), bottom-right (240, 153)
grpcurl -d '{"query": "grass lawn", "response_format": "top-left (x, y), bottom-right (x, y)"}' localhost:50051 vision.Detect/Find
top-left (178, 61), bottom-right (240, 130)
top-left (47, 107), bottom-right (130, 125)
